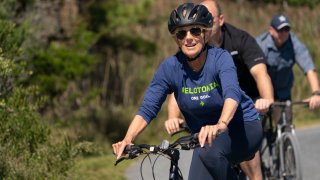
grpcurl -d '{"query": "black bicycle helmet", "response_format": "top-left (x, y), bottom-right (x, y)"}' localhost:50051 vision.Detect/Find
top-left (168, 3), bottom-right (213, 34)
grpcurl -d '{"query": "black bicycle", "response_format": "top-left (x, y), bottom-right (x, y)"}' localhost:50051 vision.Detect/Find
top-left (260, 100), bottom-right (307, 180)
top-left (115, 126), bottom-right (249, 180)
top-left (115, 130), bottom-right (199, 180)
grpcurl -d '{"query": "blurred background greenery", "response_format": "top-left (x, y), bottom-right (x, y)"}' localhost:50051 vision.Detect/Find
top-left (0, 0), bottom-right (319, 179)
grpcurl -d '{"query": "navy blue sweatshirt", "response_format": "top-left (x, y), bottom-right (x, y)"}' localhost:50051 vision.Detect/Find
top-left (137, 46), bottom-right (258, 133)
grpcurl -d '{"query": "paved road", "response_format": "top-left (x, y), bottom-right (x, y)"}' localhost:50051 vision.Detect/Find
top-left (296, 126), bottom-right (320, 180)
top-left (125, 126), bottom-right (320, 180)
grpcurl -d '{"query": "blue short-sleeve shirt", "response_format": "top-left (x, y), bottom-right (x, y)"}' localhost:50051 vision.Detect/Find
top-left (256, 32), bottom-right (315, 100)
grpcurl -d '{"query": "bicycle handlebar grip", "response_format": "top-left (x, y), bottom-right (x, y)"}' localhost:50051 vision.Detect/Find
top-left (179, 122), bottom-right (188, 129)
top-left (124, 145), bottom-right (133, 153)
top-left (171, 123), bottom-right (192, 137)
top-left (114, 157), bottom-right (126, 166)
top-left (193, 133), bottom-right (199, 139)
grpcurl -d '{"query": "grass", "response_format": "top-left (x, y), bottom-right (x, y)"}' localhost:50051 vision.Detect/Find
top-left (293, 106), bottom-right (320, 128)
top-left (70, 154), bottom-right (134, 180)
top-left (295, 117), bottom-right (320, 129)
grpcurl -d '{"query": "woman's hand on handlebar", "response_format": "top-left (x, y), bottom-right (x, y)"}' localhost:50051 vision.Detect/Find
top-left (164, 118), bottom-right (185, 135)
top-left (198, 123), bottom-right (227, 148)
top-left (112, 139), bottom-right (132, 159)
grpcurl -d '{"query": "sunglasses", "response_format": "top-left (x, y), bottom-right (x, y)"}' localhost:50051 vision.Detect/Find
top-left (277, 26), bottom-right (290, 33)
top-left (175, 27), bottom-right (203, 40)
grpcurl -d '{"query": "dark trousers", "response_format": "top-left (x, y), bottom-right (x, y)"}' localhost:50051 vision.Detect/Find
top-left (188, 120), bottom-right (263, 180)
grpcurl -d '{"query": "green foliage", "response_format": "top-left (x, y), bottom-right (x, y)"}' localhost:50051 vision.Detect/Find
top-left (0, 11), bottom-right (81, 179)
top-left (25, 0), bottom-right (158, 145)
top-left (0, 52), bottom-right (74, 179)
top-left (86, 0), bottom-right (153, 32)
top-left (0, 21), bottom-right (26, 58)
top-left (285, 0), bottom-right (320, 8)
top-left (96, 33), bottom-right (157, 55)
top-left (0, 18), bottom-right (30, 97)
top-left (238, 0), bottom-right (320, 8)
top-left (0, 0), bottom-right (18, 18)
top-left (0, 0), bottom-right (35, 18)
top-left (30, 45), bottom-right (96, 97)
top-left (71, 154), bottom-right (128, 180)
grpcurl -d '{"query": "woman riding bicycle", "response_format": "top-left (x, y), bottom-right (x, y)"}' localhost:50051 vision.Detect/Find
top-left (112, 3), bottom-right (263, 179)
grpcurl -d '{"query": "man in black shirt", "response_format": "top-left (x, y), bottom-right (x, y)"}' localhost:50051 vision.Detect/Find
top-left (164, 0), bottom-right (274, 179)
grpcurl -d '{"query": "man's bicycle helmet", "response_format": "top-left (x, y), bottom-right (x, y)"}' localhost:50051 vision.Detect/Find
top-left (168, 3), bottom-right (213, 34)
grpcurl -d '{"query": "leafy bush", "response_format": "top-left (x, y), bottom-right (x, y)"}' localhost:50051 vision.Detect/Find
top-left (0, 11), bottom-right (82, 179)
top-left (239, 0), bottom-right (320, 8)
top-left (29, 45), bottom-right (96, 97)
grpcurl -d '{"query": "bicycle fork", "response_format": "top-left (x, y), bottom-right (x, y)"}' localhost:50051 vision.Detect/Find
top-left (277, 122), bottom-right (285, 180)
top-left (277, 111), bottom-right (293, 180)
top-left (168, 149), bottom-right (183, 180)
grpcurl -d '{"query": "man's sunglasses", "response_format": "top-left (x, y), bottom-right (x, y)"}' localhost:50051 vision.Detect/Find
top-left (277, 26), bottom-right (290, 33)
top-left (175, 27), bottom-right (203, 40)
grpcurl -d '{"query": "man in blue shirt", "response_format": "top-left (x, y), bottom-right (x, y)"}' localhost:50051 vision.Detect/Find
top-left (256, 14), bottom-right (320, 109)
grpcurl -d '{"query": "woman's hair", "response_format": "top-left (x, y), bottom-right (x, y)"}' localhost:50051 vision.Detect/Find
top-left (168, 3), bottom-right (213, 34)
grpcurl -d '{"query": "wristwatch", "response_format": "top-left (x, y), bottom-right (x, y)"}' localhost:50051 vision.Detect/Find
top-left (312, 90), bottom-right (320, 96)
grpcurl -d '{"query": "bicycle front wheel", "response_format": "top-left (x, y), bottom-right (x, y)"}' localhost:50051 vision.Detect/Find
top-left (281, 132), bottom-right (302, 180)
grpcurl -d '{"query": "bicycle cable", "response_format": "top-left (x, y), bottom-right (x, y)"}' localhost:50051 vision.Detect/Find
top-left (152, 154), bottom-right (161, 180)
top-left (140, 151), bottom-right (153, 180)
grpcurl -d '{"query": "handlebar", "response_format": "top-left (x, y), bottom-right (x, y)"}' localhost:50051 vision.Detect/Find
top-left (114, 133), bottom-right (199, 166)
top-left (271, 100), bottom-right (308, 108)
top-left (170, 122), bottom-right (192, 136)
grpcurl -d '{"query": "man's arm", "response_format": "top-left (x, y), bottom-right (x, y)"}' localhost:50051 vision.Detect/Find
top-left (291, 33), bottom-right (320, 109)
top-left (306, 69), bottom-right (320, 93)
top-left (165, 93), bottom-right (185, 134)
top-left (167, 93), bottom-right (181, 118)
top-left (250, 63), bottom-right (274, 112)
top-left (236, 29), bottom-right (274, 112)
top-left (305, 69), bottom-right (320, 109)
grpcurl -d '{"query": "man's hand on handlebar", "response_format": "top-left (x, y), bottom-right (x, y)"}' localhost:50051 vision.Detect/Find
top-left (164, 118), bottom-right (185, 135)
top-left (255, 98), bottom-right (274, 113)
top-left (303, 95), bottom-right (320, 110)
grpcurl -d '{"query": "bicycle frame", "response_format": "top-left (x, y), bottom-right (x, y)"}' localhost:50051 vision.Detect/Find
top-left (277, 105), bottom-right (291, 178)
top-left (261, 100), bottom-right (306, 180)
